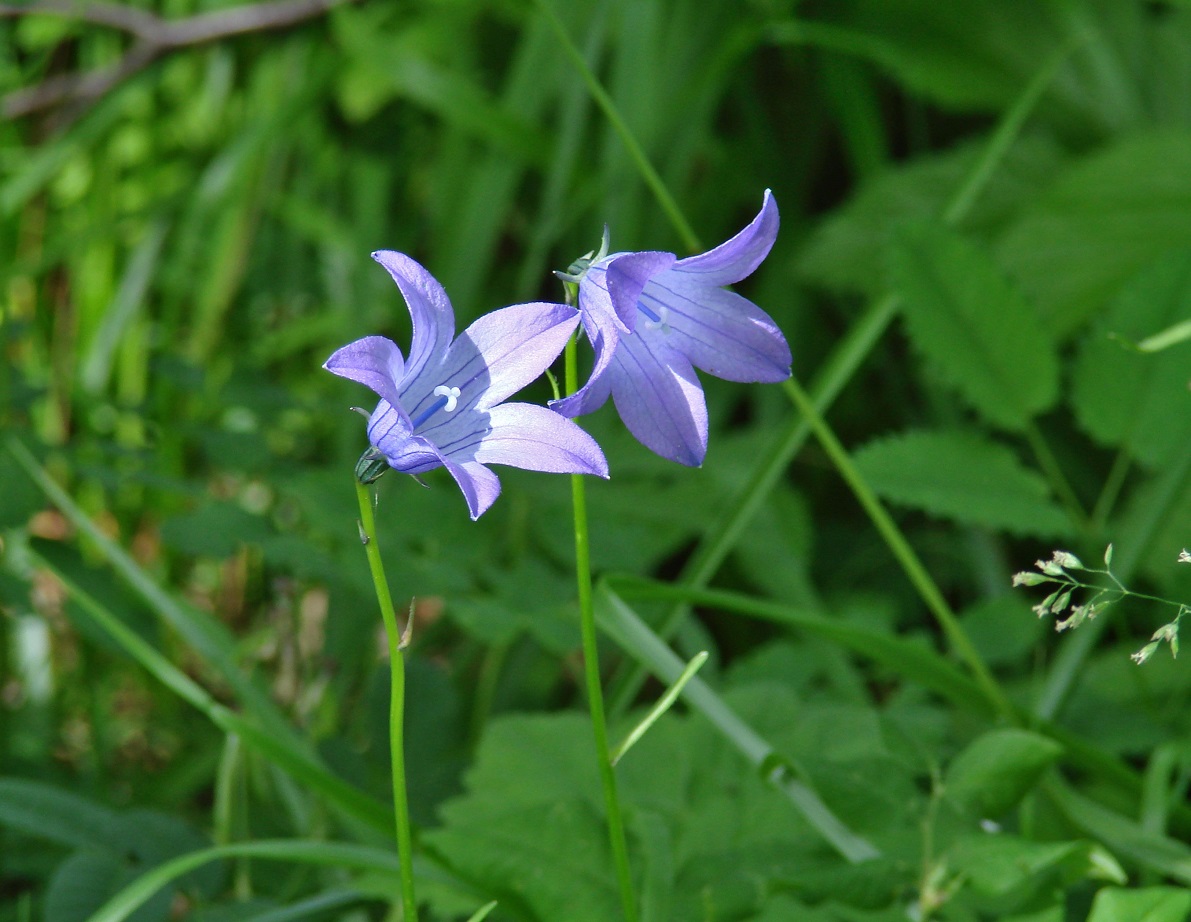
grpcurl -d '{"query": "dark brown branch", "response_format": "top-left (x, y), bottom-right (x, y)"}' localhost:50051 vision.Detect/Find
top-left (2, 0), bottom-right (355, 120)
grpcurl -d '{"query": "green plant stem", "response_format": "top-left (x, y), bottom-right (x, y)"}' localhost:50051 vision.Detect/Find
top-left (1023, 422), bottom-right (1090, 535)
top-left (532, 0), bottom-right (700, 254)
top-left (564, 333), bottom-right (639, 922)
top-left (354, 480), bottom-right (418, 920)
top-left (781, 375), bottom-right (1013, 720)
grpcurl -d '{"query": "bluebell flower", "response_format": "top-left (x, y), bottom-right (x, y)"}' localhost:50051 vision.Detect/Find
top-left (552, 191), bottom-right (791, 466)
top-left (325, 251), bottom-right (608, 519)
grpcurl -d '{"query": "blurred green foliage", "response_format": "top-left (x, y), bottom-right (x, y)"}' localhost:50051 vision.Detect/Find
top-left (3, 0), bottom-right (1191, 920)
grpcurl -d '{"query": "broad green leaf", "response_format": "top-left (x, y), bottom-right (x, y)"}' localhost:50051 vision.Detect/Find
top-left (944, 729), bottom-right (1062, 819)
top-left (784, 1), bottom-right (1083, 114)
top-left (890, 221), bottom-right (1059, 430)
top-left (1087, 886), bottom-right (1191, 922)
top-left (0, 779), bottom-right (118, 851)
top-left (852, 429), bottom-right (1069, 536)
top-left (948, 835), bottom-right (1093, 909)
top-left (798, 136), bottom-right (1064, 297)
top-left (1051, 782), bottom-right (1191, 885)
top-left (1071, 251), bottom-right (1191, 470)
top-left (425, 717), bottom-right (618, 922)
top-left (45, 851), bottom-right (170, 922)
top-left (997, 131), bottom-right (1191, 336)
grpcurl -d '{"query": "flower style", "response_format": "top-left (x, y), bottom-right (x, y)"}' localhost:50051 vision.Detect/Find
top-left (551, 190), bottom-right (791, 466)
top-left (325, 251), bottom-right (608, 519)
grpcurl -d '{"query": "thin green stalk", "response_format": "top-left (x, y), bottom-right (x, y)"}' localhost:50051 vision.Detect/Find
top-left (531, 0), bottom-right (700, 254)
top-left (781, 375), bottom-right (1014, 720)
top-left (1023, 422), bottom-right (1090, 535)
top-left (564, 332), bottom-right (639, 922)
top-left (607, 31), bottom-right (1074, 718)
top-left (608, 293), bottom-right (899, 715)
top-left (354, 480), bottom-right (417, 920)
top-left (1090, 446), bottom-right (1132, 534)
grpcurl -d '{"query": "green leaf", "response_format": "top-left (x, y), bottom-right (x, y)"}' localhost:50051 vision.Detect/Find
top-left (997, 131), bottom-right (1191, 336)
top-left (1087, 887), bottom-right (1191, 922)
top-left (798, 137), bottom-right (1064, 298)
top-left (890, 221), bottom-right (1058, 430)
top-left (852, 429), bottom-right (1068, 536)
top-left (1071, 251), bottom-right (1191, 469)
top-left (45, 851), bottom-right (170, 922)
top-left (944, 729), bottom-right (1062, 818)
top-left (0, 779), bottom-right (118, 851)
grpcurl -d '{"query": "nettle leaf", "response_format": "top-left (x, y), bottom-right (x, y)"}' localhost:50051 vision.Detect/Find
top-left (1087, 886), bottom-right (1191, 922)
top-left (997, 131), bottom-right (1191, 337)
top-left (890, 221), bottom-right (1058, 431)
top-left (1071, 251), bottom-right (1191, 470)
top-left (798, 136), bottom-right (1064, 297)
top-left (853, 430), bottom-right (1068, 537)
top-left (944, 729), bottom-right (1062, 819)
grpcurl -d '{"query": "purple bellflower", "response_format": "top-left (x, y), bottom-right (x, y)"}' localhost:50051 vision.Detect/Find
top-left (325, 251), bottom-right (608, 519)
top-left (551, 190), bottom-right (791, 466)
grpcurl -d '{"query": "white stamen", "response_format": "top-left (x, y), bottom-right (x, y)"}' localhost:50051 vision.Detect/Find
top-left (642, 303), bottom-right (670, 333)
top-left (434, 385), bottom-right (461, 412)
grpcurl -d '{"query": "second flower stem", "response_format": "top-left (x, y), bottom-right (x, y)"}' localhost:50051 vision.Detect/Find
top-left (564, 334), bottom-right (639, 922)
top-left (355, 480), bottom-right (418, 920)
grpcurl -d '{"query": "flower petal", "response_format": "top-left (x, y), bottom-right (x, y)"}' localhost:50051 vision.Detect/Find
top-left (323, 336), bottom-right (406, 409)
top-left (640, 281), bottom-right (791, 382)
top-left (473, 403), bottom-right (609, 477)
top-left (368, 400), bottom-right (441, 473)
top-left (601, 251), bottom-right (676, 332)
top-left (671, 190), bottom-right (779, 287)
top-left (549, 303), bottom-right (617, 419)
top-left (435, 302), bottom-right (579, 412)
top-left (441, 457), bottom-right (501, 520)
top-left (371, 251), bottom-right (455, 384)
top-left (609, 330), bottom-right (708, 466)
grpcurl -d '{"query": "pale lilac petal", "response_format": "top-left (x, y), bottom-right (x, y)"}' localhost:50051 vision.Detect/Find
top-left (371, 251), bottom-right (455, 384)
top-left (473, 403), bottom-right (609, 477)
top-left (671, 190), bottom-right (778, 287)
top-left (440, 302), bottom-right (579, 410)
top-left (367, 401), bottom-right (440, 473)
top-left (609, 331), bottom-right (708, 466)
top-left (442, 458), bottom-right (501, 520)
top-left (602, 251), bottom-right (676, 332)
top-left (640, 281), bottom-right (791, 382)
top-left (549, 304), bottom-right (618, 418)
top-left (324, 336), bottom-right (406, 409)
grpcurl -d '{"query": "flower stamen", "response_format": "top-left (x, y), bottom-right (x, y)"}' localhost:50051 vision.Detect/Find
top-left (410, 385), bottom-right (462, 428)
top-left (434, 384), bottom-right (461, 411)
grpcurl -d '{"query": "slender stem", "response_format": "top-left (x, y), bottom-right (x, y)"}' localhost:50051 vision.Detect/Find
top-left (1023, 422), bottom-right (1090, 535)
top-left (564, 333), bottom-right (639, 922)
top-left (354, 480), bottom-right (418, 920)
top-left (781, 375), bottom-right (1014, 720)
top-left (531, 0), bottom-right (701, 254)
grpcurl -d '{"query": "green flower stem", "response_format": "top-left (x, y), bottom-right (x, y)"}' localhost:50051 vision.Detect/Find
top-left (607, 293), bottom-right (899, 716)
top-left (532, 0), bottom-right (701, 254)
top-left (564, 333), bottom-right (640, 922)
top-left (781, 374), bottom-right (1014, 720)
top-left (354, 480), bottom-right (418, 920)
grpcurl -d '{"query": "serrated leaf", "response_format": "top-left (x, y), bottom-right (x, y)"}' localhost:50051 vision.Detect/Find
top-left (1087, 886), bottom-right (1191, 922)
top-left (890, 221), bottom-right (1058, 430)
top-left (944, 729), bottom-right (1062, 819)
top-left (853, 430), bottom-right (1068, 536)
top-left (798, 137), bottom-right (1064, 297)
top-left (997, 131), bottom-right (1191, 336)
top-left (1071, 251), bottom-right (1191, 470)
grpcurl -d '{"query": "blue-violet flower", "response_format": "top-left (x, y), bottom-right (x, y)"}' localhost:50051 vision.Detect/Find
top-left (551, 190), bottom-right (791, 466)
top-left (325, 251), bottom-right (608, 519)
